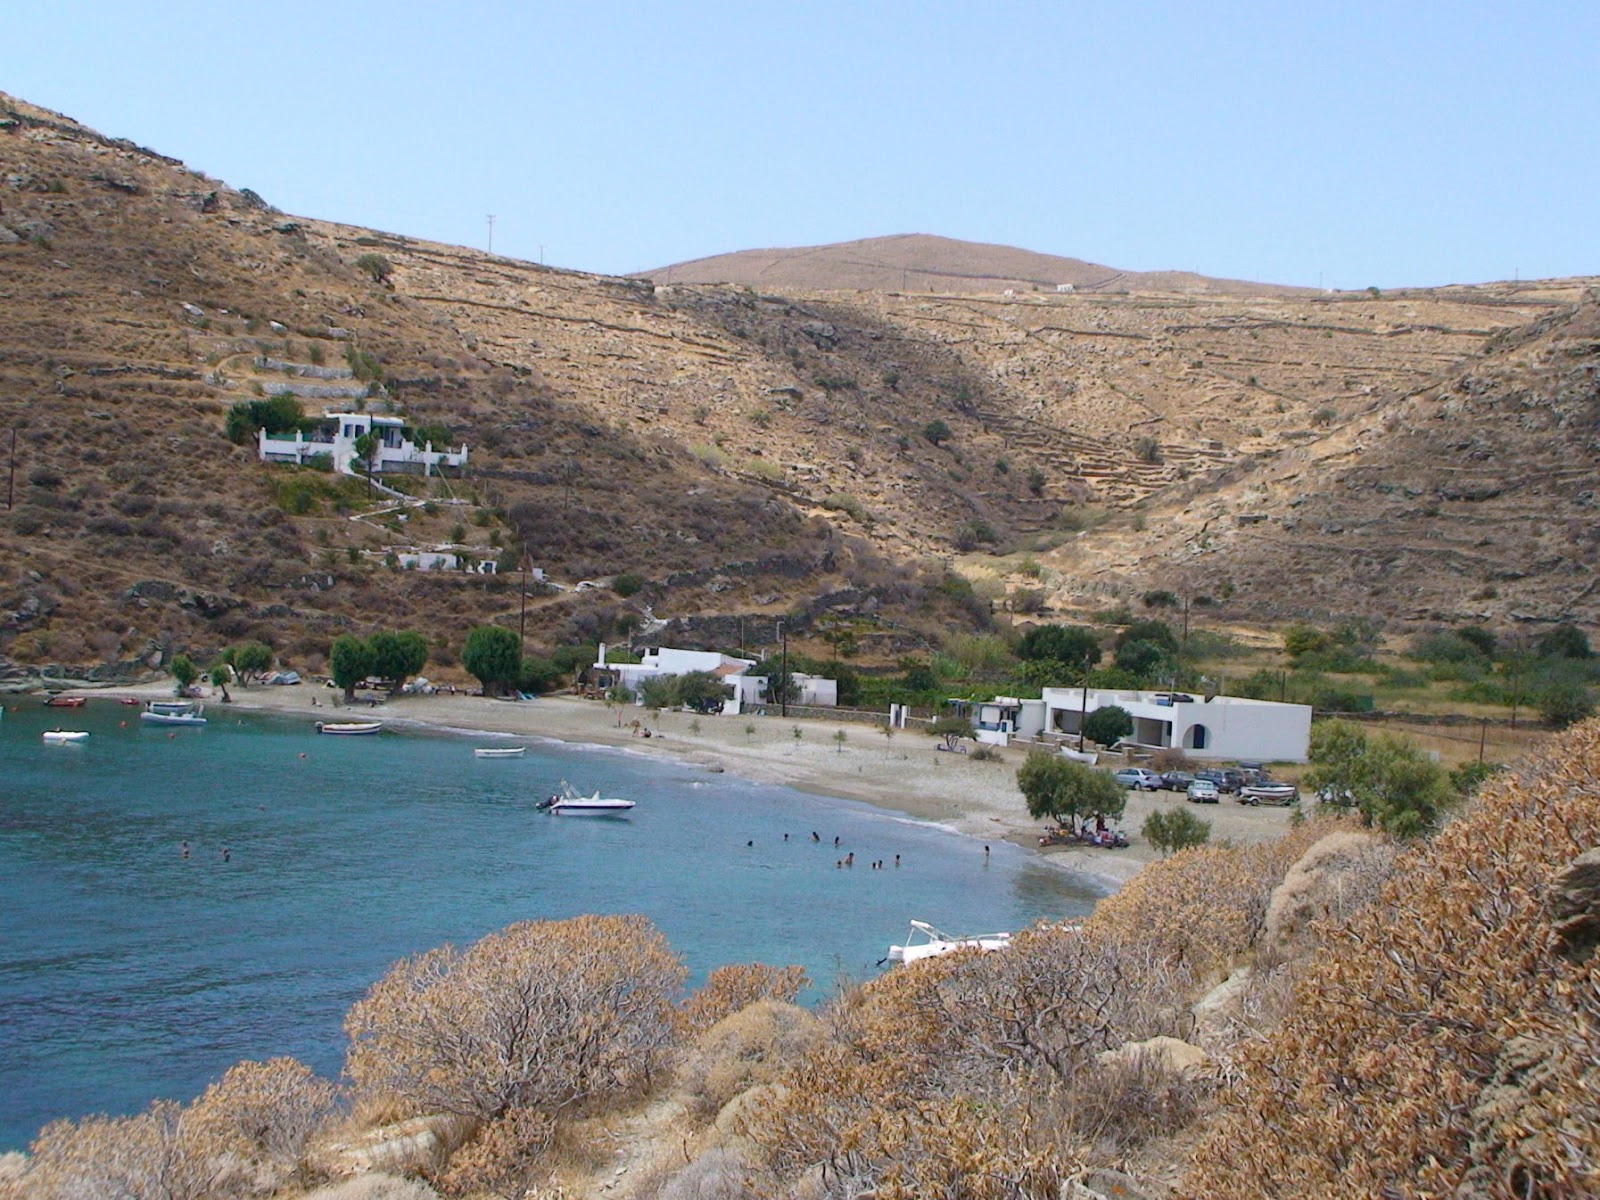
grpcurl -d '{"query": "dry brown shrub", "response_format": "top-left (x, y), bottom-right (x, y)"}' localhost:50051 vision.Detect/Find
top-left (1259, 830), bottom-right (1396, 960)
top-left (1086, 815), bottom-right (1359, 985)
top-left (185, 1055), bottom-right (339, 1183)
top-left (1149, 747), bottom-right (1195, 772)
top-left (20, 1100), bottom-right (224, 1200)
top-left (1183, 722), bottom-right (1600, 1198)
top-left (301, 1176), bottom-right (442, 1200)
top-left (344, 914), bottom-right (687, 1121)
top-left (677, 962), bottom-right (810, 1040)
top-left (679, 999), bottom-right (824, 1118)
top-left (433, 1107), bottom-right (554, 1200)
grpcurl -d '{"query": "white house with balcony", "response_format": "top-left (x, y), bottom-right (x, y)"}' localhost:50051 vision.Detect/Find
top-left (258, 412), bottom-right (468, 476)
top-left (1038, 687), bottom-right (1312, 762)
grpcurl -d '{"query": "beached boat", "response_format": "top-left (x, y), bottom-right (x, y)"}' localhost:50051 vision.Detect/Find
top-left (43, 695), bottom-right (87, 708)
top-left (141, 701), bottom-right (207, 726)
top-left (42, 730), bottom-right (90, 743)
top-left (474, 746), bottom-right (526, 758)
top-left (536, 780), bottom-right (635, 816)
top-left (316, 721), bottom-right (383, 736)
top-left (1059, 746), bottom-right (1099, 765)
top-left (885, 920), bottom-right (1012, 966)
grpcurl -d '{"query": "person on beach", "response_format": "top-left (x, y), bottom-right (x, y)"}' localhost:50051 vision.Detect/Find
top-left (811, 832), bottom-right (820, 842)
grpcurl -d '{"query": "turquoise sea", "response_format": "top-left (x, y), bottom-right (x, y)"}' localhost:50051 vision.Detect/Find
top-left (0, 700), bottom-right (1098, 1151)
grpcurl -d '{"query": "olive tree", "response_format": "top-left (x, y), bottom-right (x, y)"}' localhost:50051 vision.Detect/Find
top-left (1304, 719), bottom-right (1454, 837)
top-left (1142, 807), bottom-right (1211, 856)
top-left (344, 914), bottom-right (686, 1120)
top-left (1016, 752), bottom-right (1126, 829)
top-left (226, 641), bottom-right (273, 687)
top-left (929, 715), bottom-right (975, 751)
top-left (1081, 704), bottom-right (1133, 747)
top-left (170, 654), bottom-right (199, 697)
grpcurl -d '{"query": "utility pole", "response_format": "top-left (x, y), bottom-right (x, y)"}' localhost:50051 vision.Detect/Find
top-left (779, 621), bottom-right (789, 719)
top-left (1478, 717), bottom-right (1488, 763)
top-left (486, 214), bottom-right (495, 255)
top-left (6, 426), bottom-right (15, 511)
top-left (517, 551), bottom-right (528, 651)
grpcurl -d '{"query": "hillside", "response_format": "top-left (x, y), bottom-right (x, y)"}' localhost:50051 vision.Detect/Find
top-left (2, 90), bottom-right (1598, 684)
top-left (636, 232), bottom-right (1315, 297)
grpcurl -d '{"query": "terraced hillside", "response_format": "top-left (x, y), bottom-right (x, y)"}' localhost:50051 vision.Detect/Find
top-left (1, 89), bottom-right (1596, 681)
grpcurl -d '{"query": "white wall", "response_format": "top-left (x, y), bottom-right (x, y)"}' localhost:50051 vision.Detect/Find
top-left (1038, 688), bottom-right (1312, 762)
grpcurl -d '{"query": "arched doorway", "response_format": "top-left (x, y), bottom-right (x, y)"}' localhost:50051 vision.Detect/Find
top-left (1183, 723), bottom-right (1210, 750)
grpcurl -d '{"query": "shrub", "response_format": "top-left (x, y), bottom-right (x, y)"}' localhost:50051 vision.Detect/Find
top-left (921, 418), bottom-right (952, 445)
top-left (953, 519), bottom-right (998, 550)
top-left (344, 915), bottom-right (685, 1120)
top-left (434, 1108), bottom-right (552, 1200)
top-left (1142, 807), bottom-right (1211, 856)
top-left (611, 571), bottom-right (645, 597)
top-left (1082, 705), bottom-right (1133, 747)
top-left (822, 492), bottom-right (868, 523)
top-left (1133, 435), bottom-right (1163, 464)
top-left (677, 963), bottom-right (809, 1039)
top-left (679, 999), bottom-right (824, 1118)
top-left (1539, 680), bottom-right (1596, 728)
top-left (1537, 623), bottom-right (1593, 660)
top-left (1017, 624), bottom-right (1100, 667)
top-left (186, 1057), bottom-right (337, 1183)
top-left (462, 626), bottom-right (521, 696)
top-left (354, 253), bottom-right (393, 283)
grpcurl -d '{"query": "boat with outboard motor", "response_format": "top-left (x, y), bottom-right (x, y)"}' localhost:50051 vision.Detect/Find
top-left (885, 920), bottom-right (1012, 966)
top-left (536, 780), bottom-right (635, 816)
top-left (316, 721), bottom-right (383, 736)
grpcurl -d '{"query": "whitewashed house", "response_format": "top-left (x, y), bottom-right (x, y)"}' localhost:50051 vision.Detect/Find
top-left (592, 645), bottom-right (837, 714)
top-left (258, 412), bottom-right (468, 476)
top-left (1039, 687), bottom-right (1312, 762)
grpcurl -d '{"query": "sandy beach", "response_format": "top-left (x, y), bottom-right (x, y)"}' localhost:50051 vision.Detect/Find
top-left (98, 682), bottom-right (1303, 891)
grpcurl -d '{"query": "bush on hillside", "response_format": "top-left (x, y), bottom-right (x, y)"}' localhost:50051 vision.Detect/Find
top-left (1185, 723), bottom-right (1600, 1197)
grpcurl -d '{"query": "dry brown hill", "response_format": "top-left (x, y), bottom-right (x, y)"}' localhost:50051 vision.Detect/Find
top-left (636, 232), bottom-right (1314, 298)
top-left (1, 91), bottom-right (1597, 683)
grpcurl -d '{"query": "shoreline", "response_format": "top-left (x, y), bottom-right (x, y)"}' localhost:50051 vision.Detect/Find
top-left (87, 684), bottom-right (1301, 892)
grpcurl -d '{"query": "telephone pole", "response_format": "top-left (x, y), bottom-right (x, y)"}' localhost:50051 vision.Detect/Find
top-left (779, 621), bottom-right (789, 719)
top-left (486, 214), bottom-right (495, 255)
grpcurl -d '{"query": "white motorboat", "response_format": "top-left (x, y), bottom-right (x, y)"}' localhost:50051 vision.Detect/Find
top-left (1060, 746), bottom-right (1099, 765)
top-left (42, 730), bottom-right (89, 744)
top-left (474, 746), bottom-right (526, 758)
top-left (316, 721), bottom-right (383, 736)
top-left (537, 780), bottom-right (635, 816)
top-left (141, 701), bottom-right (206, 726)
top-left (885, 920), bottom-right (1012, 966)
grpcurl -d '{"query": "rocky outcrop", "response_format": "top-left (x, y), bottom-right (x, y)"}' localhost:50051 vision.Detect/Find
top-left (1261, 831), bottom-right (1395, 958)
top-left (1548, 847), bottom-right (1600, 961)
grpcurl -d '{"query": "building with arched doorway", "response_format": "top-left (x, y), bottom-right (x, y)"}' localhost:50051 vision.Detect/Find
top-left (1038, 687), bottom-right (1312, 762)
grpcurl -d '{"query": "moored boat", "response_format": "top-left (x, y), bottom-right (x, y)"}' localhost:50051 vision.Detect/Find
top-left (474, 746), bottom-right (526, 758)
top-left (141, 701), bottom-right (207, 726)
top-left (316, 721), bottom-right (383, 736)
top-left (43, 695), bottom-right (87, 708)
top-left (536, 780), bottom-right (635, 816)
top-left (42, 730), bottom-right (90, 743)
top-left (885, 920), bottom-right (1011, 966)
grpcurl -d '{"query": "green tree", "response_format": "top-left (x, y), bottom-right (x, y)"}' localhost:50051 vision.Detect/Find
top-left (675, 670), bottom-right (728, 713)
top-left (637, 674), bottom-right (676, 712)
top-left (1539, 681), bottom-right (1596, 729)
top-left (367, 630), bottom-right (429, 695)
top-left (518, 655), bottom-right (563, 694)
top-left (753, 658), bottom-right (797, 707)
top-left (1114, 638), bottom-right (1172, 681)
top-left (929, 715), bottom-right (976, 751)
top-left (1016, 624), bottom-right (1101, 667)
top-left (611, 572), bottom-right (645, 598)
top-left (329, 635), bottom-right (372, 702)
top-left (1081, 705), bottom-right (1134, 747)
top-left (170, 653), bottom-right (199, 697)
top-left (1016, 752), bottom-right (1126, 829)
top-left (1304, 719), bottom-right (1454, 837)
top-left (1142, 807), bottom-right (1211, 856)
top-left (922, 418), bottom-right (953, 446)
top-left (1537, 623), bottom-right (1593, 660)
top-left (463, 626), bottom-right (522, 697)
top-left (229, 641), bottom-right (273, 686)
top-left (1116, 619), bottom-right (1178, 652)
top-left (352, 431), bottom-right (379, 476)
top-left (208, 665), bottom-right (232, 703)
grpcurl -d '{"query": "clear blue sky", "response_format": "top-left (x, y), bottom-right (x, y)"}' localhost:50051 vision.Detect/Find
top-left (6, 2), bottom-right (1596, 288)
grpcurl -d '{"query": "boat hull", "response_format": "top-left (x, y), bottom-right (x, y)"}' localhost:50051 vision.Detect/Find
top-left (474, 747), bottom-right (525, 758)
top-left (316, 722), bottom-right (382, 736)
top-left (140, 712), bottom-right (207, 726)
top-left (42, 731), bottom-right (89, 743)
top-left (549, 800), bottom-right (635, 816)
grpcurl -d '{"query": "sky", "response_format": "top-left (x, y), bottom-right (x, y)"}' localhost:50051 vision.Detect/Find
top-left (4, 2), bottom-right (1596, 288)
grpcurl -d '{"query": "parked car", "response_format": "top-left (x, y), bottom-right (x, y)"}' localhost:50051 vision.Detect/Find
top-left (1112, 767), bottom-right (1164, 791)
top-left (1194, 767), bottom-right (1244, 794)
top-left (1186, 778), bottom-right (1221, 803)
top-left (1159, 770), bottom-right (1195, 792)
top-left (1239, 781), bottom-right (1300, 806)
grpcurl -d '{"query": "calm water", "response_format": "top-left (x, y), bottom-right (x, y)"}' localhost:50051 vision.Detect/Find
top-left (0, 700), bottom-right (1096, 1150)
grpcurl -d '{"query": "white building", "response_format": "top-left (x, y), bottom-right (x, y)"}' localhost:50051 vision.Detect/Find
top-left (1039, 687), bottom-right (1312, 762)
top-left (258, 412), bottom-right (468, 476)
top-left (592, 645), bottom-right (837, 714)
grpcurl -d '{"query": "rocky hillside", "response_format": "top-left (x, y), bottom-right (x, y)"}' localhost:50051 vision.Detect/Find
top-left (1, 89), bottom-right (1596, 681)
